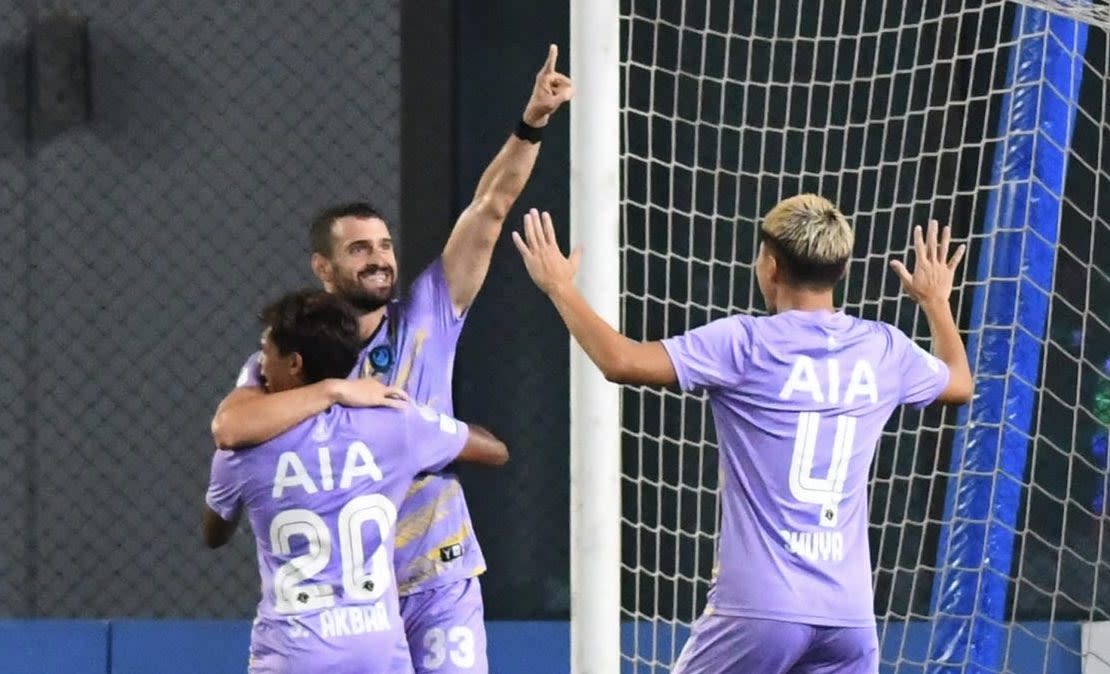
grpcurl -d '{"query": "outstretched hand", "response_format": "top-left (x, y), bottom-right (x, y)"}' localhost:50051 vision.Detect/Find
top-left (523, 44), bottom-right (574, 127)
top-left (889, 219), bottom-right (967, 308)
top-left (512, 209), bottom-right (582, 295)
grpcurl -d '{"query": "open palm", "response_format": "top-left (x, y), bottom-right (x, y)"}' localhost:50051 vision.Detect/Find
top-left (889, 219), bottom-right (966, 307)
top-left (512, 209), bottom-right (582, 295)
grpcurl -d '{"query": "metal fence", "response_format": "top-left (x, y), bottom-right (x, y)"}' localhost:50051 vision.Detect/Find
top-left (0, 0), bottom-right (401, 617)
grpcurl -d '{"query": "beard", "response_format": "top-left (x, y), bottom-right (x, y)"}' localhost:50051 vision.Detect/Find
top-left (334, 265), bottom-right (396, 313)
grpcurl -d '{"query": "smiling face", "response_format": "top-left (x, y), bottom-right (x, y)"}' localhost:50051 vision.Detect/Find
top-left (313, 215), bottom-right (398, 313)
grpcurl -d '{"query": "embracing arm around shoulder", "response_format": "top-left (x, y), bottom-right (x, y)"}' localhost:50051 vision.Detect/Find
top-left (211, 378), bottom-right (408, 449)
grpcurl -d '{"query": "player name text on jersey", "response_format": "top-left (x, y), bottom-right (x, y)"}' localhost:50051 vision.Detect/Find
top-left (778, 529), bottom-right (846, 562)
top-left (318, 603), bottom-right (392, 639)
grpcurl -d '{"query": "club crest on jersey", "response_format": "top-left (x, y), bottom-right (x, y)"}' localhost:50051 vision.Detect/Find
top-left (368, 345), bottom-right (394, 373)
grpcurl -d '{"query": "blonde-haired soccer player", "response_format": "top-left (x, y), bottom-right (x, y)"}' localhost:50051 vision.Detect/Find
top-left (514, 196), bottom-right (972, 673)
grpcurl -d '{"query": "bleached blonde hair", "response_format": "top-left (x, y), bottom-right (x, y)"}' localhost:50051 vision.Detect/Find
top-left (760, 194), bottom-right (853, 287)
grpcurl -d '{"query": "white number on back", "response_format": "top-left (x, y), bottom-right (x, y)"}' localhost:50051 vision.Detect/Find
top-left (422, 626), bottom-right (476, 669)
top-left (270, 494), bottom-right (398, 614)
top-left (788, 412), bottom-right (857, 527)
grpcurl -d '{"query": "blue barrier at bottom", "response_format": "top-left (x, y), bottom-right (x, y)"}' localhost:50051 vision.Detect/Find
top-left (0, 620), bottom-right (109, 674)
top-left (110, 620), bottom-right (252, 674)
top-left (0, 619), bottom-right (1085, 673)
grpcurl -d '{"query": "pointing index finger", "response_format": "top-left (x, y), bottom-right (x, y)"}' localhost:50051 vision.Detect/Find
top-left (543, 44), bottom-right (557, 73)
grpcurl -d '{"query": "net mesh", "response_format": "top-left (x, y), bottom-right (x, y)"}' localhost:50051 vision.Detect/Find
top-left (619, 0), bottom-right (1110, 670)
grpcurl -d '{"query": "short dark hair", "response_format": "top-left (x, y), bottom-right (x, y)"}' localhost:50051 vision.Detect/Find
top-left (309, 202), bottom-right (387, 257)
top-left (760, 232), bottom-right (848, 289)
top-left (260, 290), bottom-right (362, 385)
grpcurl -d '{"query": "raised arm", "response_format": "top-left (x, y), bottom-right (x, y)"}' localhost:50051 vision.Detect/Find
top-left (440, 44), bottom-right (573, 315)
top-left (890, 220), bottom-right (974, 405)
top-left (512, 209), bottom-right (677, 386)
top-left (211, 377), bottom-right (408, 449)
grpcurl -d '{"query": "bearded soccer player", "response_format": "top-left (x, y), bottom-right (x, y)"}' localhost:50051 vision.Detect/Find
top-left (210, 45), bottom-right (573, 673)
top-left (203, 290), bottom-right (507, 674)
top-left (513, 198), bottom-right (973, 673)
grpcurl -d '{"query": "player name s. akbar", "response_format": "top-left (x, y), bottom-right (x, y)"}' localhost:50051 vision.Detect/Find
top-left (309, 603), bottom-right (392, 639)
top-left (272, 441), bottom-right (384, 498)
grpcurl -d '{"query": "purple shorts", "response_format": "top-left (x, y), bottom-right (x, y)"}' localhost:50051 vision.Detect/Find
top-left (673, 613), bottom-right (879, 674)
top-left (400, 578), bottom-right (488, 674)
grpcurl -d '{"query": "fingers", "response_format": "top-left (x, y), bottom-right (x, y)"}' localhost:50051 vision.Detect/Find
top-left (380, 396), bottom-right (408, 410)
top-left (889, 259), bottom-right (913, 288)
top-left (540, 211), bottom-right (558, 248)
top-left (939, 223), bottom-right (951, 261)
top-left (913, 224), bottom-right (926, 262)
top-left (925, 220), bottom-right (939, 262)
top-left (384, 387), bottom-right (409, 401)
top-left (524, 209), bottom-right (541, 250)
top-left (542, 44), bottom-right (557, 73)
top-left (519, 208), bottom-right (566, 258)
top-left (511, 230), bottom-right (530, 259)
top-left (948, 243), bottom-right (967, 271)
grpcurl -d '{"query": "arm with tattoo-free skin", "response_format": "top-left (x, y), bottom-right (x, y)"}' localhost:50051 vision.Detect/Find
top-left (440, 45), bottom-right (574, 315)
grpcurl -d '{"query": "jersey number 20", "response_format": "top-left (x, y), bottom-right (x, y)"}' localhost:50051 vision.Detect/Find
top-left (269, 494), bottom-right (397, 614)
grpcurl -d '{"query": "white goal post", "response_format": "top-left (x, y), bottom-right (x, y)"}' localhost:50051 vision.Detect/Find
top-left (569, 1), bottom-right (622, 673)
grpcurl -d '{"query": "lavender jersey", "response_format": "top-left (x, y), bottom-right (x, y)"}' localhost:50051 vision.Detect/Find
top-left (355, 260), bottom-right (484, 595)
top-left (662, 310), bottom-right (949, 627)
top-left (236, 259), bottom-right (483, 596)
top-left (205, 404), bottom-right (469, 673)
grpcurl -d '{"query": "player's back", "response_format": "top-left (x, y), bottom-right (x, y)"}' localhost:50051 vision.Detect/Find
top-left (663, 309), bottom-right (949, 627)
top-left (222, 403), bottom-right (467, 674)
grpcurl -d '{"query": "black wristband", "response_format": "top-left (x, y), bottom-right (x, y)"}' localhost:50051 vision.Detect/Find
top-left (514, 118), bottom-right (545, 143)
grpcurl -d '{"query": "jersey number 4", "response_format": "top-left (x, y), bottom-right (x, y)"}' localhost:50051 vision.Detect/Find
top-left (788, 412), bottom-right (857, 527)
top-left (270, 494), bottom-right (397, 614)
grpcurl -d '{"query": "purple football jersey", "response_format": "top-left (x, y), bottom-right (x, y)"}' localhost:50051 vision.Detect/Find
top-left (234, 259), bottom-right (485, 596)
top-left (205, 404), bottom-right (469, 673)
top-left (661, 310), bottom-right (949, 627)
top-left (352, 259), bottom-right (484, 595)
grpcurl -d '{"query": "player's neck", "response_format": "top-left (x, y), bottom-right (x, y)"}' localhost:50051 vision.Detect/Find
top-left (773, 288), bottom-right (836, 313)
top-left (358, 307), bottom-right (388, 341)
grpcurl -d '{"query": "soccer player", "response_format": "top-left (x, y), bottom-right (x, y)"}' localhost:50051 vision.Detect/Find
top-left (203, 290), bottom-right (508, 674)
top-left (512, 198), bottom-right (974, 673)
top-left (210, 45), bottom-right (573, 673)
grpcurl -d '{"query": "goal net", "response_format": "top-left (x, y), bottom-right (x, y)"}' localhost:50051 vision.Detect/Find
top-left (617, 0), bottom-right (1110, 671)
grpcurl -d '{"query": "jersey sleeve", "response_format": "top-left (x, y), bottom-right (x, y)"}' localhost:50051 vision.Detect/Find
top-left (234, 351), bottom-right (263, 388)
top-left (407, 258), bottom-right (465, 336)
top-left (205, 450), bottom-right (243, 521)
top-left (661, 316), bottom-right (751, 393)
top-left (889, 326), bottom-right (951, 409)
top-left (403, 404), bottom-right (470, 475)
